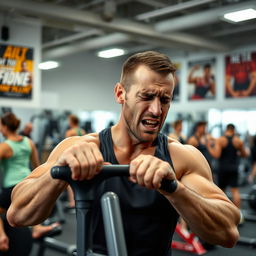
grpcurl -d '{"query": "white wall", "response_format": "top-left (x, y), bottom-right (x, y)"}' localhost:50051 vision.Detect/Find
top-left (0, 16), bottom-right (42, 108)
top-left (42, 51), bottom-right (125, 113)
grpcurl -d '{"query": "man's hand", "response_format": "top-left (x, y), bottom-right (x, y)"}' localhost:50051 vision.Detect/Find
top-left (55, 141), bottom-right (104, 181)
top-left (129, 155), bottom-right (176, 190)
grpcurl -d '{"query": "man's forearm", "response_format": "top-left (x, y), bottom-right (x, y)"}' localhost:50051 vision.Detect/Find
top-left (7, 171), bottom-right (66, 227)
top-left (166, 182), bottom-right (240, 247)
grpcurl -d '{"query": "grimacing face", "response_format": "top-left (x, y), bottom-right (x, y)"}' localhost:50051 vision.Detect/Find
top-left (122, 65), bottom-right (175, 143)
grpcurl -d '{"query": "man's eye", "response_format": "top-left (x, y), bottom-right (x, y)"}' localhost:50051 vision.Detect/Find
top-left (140, 95), bottom-right (154, 100)
top-left (161, 98), bottom-right (170, 104)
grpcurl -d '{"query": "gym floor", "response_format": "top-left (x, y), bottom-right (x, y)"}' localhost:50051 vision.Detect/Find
top-left (30, 184), bottom-right (256, 256)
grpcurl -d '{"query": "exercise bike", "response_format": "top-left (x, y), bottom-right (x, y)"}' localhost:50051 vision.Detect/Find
top-left (51, 164), bottom-right (177, 256)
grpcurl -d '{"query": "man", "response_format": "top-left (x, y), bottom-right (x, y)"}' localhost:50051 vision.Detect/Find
top-left (188, 64), bottom-right (215, 100)
top-left (19, 122), bottom-right (33, 138)
top-left (7, 51), bottom-right (239, 256)
top-left (211, 124), bottom-right (248, 211)
top-left (187, 121), bottom-right (214, 166)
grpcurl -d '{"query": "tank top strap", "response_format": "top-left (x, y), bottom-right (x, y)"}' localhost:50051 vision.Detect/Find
top-left (154, 133), bottom-right (175, 172)
top-left (99, 128), bottom-right (118, 164)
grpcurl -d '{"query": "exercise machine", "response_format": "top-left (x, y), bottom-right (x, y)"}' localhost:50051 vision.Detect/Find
top-left (51, 164), bottom-right (177, 256)
top-left (226, 185), bottom-right (256, 247)
top-left (171, 223), bottom-right (207, 255)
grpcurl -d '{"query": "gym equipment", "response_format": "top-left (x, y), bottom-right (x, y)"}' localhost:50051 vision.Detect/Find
top-left (237, 237), bottom-right (256, 247)
top-left (51, 164), bottom-right (178, 256)
top-left (226, 186), bottom-right (256, 222)
top-left (248, 184), bottom-right (256, 211)
top-left (33, 198), bottom-right (76, 256)
top-left (171, 223), bottom-right (206, 255)
top-left (226, 185), bottom-right (256, 247)
top-left (34, 224), bottom-right (64, 256)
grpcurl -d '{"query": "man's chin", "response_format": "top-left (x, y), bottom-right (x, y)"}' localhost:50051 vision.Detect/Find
top-left (139, 131), bottom-right (158, 142)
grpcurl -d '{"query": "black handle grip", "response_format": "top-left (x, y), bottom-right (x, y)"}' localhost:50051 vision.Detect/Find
top-left (51, 165), bottom-right (178, 194)
top-left (51, 165), bottom-right (130, 180)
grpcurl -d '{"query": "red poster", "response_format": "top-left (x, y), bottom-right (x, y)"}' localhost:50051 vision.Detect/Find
top-left (225, 51), bottom-right (256, 98)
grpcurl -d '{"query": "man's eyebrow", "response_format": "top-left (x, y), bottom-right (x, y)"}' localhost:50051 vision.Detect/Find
top-left (136, 91), bottom-right (155, 97)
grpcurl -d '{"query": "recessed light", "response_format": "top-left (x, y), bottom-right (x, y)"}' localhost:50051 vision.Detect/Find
top-left (97, 48), bottom-right (125, 58)
top-left (38, 61), bottom-right (59, 70)
top-left (224, 8), bottom-right (256, 22)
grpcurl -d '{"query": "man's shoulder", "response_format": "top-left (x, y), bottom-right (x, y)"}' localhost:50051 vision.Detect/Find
top-left (167, 142), bottom-right (207, 179)
top-left (63, 133), bottom-right (100, 145)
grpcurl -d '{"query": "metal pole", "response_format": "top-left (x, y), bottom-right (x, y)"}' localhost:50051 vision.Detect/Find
top-left (101, 192), bottom-right (127, 256)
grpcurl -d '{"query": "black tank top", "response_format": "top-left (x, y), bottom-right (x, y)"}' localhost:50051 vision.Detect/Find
top-left (219, 136), bottom-right (239, 172)
top-left (195, 136), bottom-right (212, 165)
top-left (92, 128), bottom-right (179, 256)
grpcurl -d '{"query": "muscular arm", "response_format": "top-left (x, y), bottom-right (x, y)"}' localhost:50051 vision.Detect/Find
top-left (242, 71), bottom-right (256, 96)
top-left (7, 135), bottom-right (99, 227)
top-left (225, 74), bottom-right (239, 97)
top-left (0, 143), bottom-right (11, 159)
top-left (236, 138), bottom-right (248, 158)
top-left (166, 144), bottom-right (240, 247)
top-left (186, 136), bottom-right (198, 147)
top-left (209, 78), bottom-right (216, 95)
top-left (207, 137), bottom-right (223, 158)
top-left (188, 67), bottom-right (197, 84)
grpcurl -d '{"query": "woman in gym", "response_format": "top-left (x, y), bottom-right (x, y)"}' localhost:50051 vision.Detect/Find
top-left (0, 112), bottom-right (58, 253)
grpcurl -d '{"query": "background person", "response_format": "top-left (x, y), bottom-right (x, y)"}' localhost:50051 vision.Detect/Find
top-left (210, 124), bottom-right (248, 222)
top-left (248, 135), bottom-right (256, 183)
top-left (19, 122), bottom-right (33, 139)
top-left (65, 114), bottom-right (86, 138)
top-left (7, 51), bottom-right (239, 256)
top-left (168, 119), bottom-right (186, 144)
top-left (187, 121), bottom-right (215, 167)
top-left (0, 112), bottom-right (58, 252)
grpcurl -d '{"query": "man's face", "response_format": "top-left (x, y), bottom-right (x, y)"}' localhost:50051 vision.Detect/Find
top-left (122, 65), bottom-right (175, 143)
top-left (197, 124), bottom-right (206, 135)
top-left (176, 123), bottom-right (182, 133)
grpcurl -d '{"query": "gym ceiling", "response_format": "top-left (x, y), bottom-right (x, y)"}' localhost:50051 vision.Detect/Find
top-left (0, 0), bottom-right (255, 59)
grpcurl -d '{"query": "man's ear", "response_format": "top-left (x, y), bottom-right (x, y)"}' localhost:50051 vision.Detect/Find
top-left (114, 83), bottom-right (126, 104)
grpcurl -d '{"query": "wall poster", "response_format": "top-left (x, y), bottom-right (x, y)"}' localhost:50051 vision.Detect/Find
top-left (225, 51), bottom-right (256, 98)
top-left (0, 44), bottom-right (33, 99)
top-left (187, 58), bottom-right (216, 101)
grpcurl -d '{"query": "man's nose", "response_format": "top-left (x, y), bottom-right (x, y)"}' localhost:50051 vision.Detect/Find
top-left (148, 98), bottom-right (162, 116)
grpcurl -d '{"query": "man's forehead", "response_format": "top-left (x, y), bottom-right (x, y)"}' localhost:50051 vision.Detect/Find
top-left (139, 86), bottom-right (171, 95)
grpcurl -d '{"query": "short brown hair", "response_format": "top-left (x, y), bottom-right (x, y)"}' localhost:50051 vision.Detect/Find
top-left (0, 112), bottom-right (20, 132)
top-left (173, 120), bottom-right (182, 129)
top-left (69, 114), bottom-right (79, 125)
top-left (226, 123), bottom-right (235, 131)
top-left (120, 51), bottom-right (176, 91)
